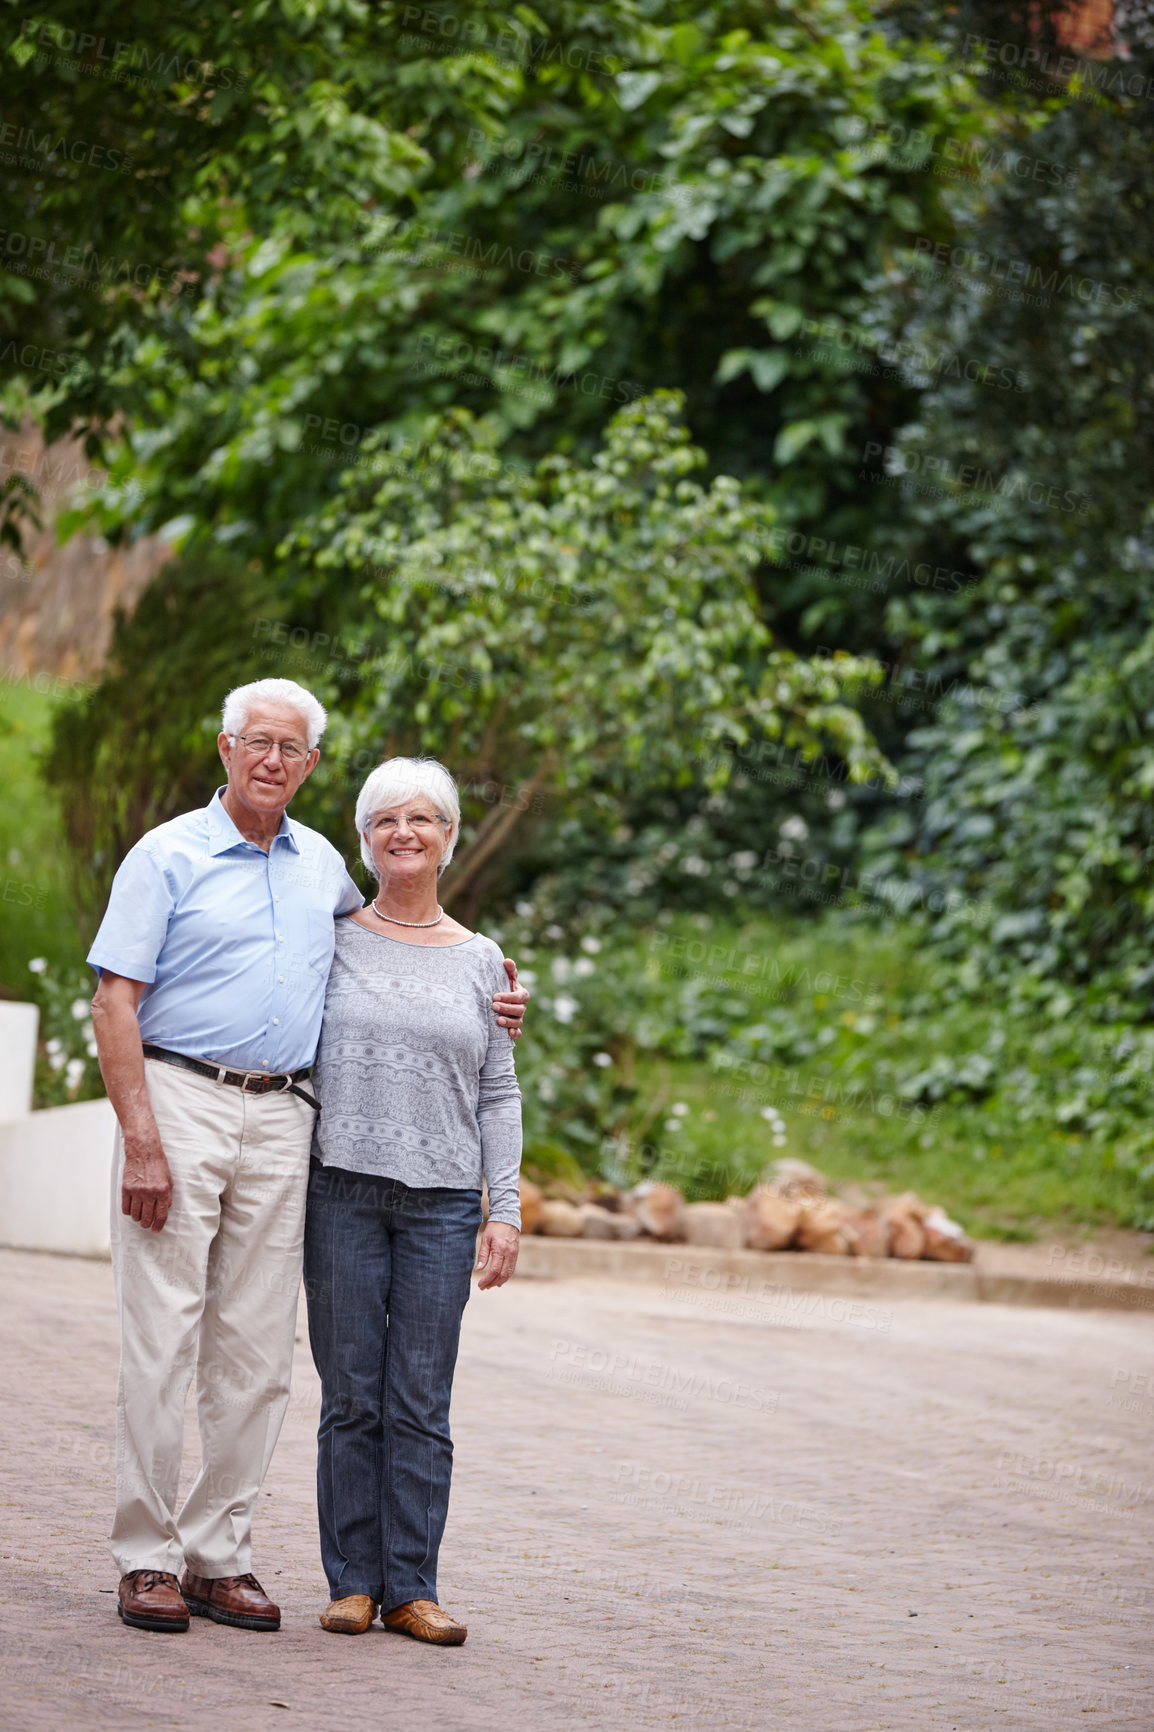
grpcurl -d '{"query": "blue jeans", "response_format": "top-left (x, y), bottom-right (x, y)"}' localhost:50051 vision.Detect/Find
top-left (303, 1162), bottom-right (482, 1610)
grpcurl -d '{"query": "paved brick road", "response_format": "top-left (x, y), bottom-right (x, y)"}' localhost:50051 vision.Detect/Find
top-left (1, 1247), bottom-right (1151, 1731)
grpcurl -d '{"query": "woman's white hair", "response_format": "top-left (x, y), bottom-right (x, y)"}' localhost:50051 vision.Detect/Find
top-left (221, 679), bottom-right (328, 750)
top-left (355, 757), bottom-right (461, 879)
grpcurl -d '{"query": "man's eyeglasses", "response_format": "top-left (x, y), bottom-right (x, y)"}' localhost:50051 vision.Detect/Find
top-left (231, 734), bottom-right (312, 762)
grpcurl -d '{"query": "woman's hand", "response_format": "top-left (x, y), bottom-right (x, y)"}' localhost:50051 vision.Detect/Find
top-left (492, 957), bottom-right (529, 1040)
top-left (475, 1221), bottom-right (520, 1290)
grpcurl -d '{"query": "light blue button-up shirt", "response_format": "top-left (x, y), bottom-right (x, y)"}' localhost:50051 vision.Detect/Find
top-left (87, 789), bottom-right (364, 1072)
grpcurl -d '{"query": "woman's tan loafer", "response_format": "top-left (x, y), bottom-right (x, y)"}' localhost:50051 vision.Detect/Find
top-left (381, 1599), bottom-right (467, 1645)
top-left (320, 1594), bottom-right (378, 1634)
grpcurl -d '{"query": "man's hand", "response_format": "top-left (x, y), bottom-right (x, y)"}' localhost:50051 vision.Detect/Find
top-left (121, 1126), bottom-right (173, 1232)
top-left (92, 969), bottom-right (173, 1233)
top-left (475, 1220), bottom-right (519, 1289)
top-left (492, 956), bottom-right (529, 1041)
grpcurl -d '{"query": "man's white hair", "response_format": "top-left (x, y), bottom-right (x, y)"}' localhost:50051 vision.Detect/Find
top-left (221, 679), bottom-right (328, 749)
top-left (355, 757), bottom-right (461, 879)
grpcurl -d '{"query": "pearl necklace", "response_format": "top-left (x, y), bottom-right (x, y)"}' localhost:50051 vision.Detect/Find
top-left (372, 897), bottom-right (445, 928)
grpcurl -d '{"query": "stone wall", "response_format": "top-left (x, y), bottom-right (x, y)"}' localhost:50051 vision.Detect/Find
top-left (0, 424), bottom-right (169, 681)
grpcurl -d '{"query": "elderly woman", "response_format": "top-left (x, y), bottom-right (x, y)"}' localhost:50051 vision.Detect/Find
top-left (303, 756), bottom-right (521, 1647)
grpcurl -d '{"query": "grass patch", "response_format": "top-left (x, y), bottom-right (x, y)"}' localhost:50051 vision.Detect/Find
top-left (625, 1054), bottom-right (1134, 1239)
top-left (509, 907), bottom-right (1154, 1236)
top-left (0, 682), bottom-right (87, 993)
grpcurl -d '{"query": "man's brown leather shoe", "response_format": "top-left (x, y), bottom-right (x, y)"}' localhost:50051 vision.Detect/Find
top-left (117, 1570), bottom-right (190, 1633)
top-left (319, 1594), bottom-right (378, 1634)
top-left (180, 1570), bottom-right (280, 1632)
top-left (381, 1599), bottom-right (467, 1646)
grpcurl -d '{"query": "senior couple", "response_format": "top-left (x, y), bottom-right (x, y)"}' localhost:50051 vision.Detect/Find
top-left (89, 677), bottom-right (527, 1645)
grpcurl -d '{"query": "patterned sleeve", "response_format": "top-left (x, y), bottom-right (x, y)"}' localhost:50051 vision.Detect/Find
top-left (478, 947), bottom-right (523, 1227)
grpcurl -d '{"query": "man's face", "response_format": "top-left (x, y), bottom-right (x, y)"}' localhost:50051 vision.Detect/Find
top-left (217, 702), bottom-right (320, 817)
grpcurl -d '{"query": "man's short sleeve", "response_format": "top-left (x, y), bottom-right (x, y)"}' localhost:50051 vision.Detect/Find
top-left (86, 846), bottom-right (175, 984)
top-left (335, 869), bottom-right (364, 917)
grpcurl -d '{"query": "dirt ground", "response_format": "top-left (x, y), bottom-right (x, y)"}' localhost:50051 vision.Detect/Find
top-left (1, 1246), bottom-right (1151, 1731)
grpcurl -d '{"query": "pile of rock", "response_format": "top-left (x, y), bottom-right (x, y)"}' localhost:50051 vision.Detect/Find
top-left (517, 1159), bottom-right (974, 1262)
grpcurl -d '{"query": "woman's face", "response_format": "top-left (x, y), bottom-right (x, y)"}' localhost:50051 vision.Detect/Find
top-left (366, 799), bottom-right (451, 890)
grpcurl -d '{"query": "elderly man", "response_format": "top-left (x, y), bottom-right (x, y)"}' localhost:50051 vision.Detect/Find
top-left (89, 678), bottom-right (527, 1635)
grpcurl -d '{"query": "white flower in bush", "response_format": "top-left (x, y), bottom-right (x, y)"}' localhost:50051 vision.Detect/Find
top-left (592, 1052), bottom-right (613, 1067)
top-left (760, 1105), bottom-right (787, 1144)
top-left (28, 957), bottom-right (47, 974)
top-left (515, 901), bottom-right (535, 917)
top-left (517, 969), bottom-right (537, 989)
top-left (70, 998), bottom-right (89, 1020)
top-left (670, 1102), bottom-right (690, 1116)
top-left (573, 957), bottom-right (595, 977)
top-left (552, 995), bottom-right (578, 1024)
top-left (580, 935), bottom-right (602, 954)
top-left (779, 815), bottom-right (809, 841)
top-left (65, 1058), bottom-right (85, 1089)
top-left (664, 1119), bottom-right (684, 1133)
top-left (544, 924), bottom-right (565, 940)
top-left (551, 957), bottom-right (572, 982)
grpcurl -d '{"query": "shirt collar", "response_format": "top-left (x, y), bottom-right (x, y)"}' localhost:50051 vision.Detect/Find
top-left (206, 787), bottom-right (301, 856)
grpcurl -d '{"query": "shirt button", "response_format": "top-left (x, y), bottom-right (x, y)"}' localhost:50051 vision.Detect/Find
top-left (261, 1060), bottom-right (269, 1068)
top-left (278, 975), bottom-right (284, 984)
top-left (277, 935), bottom-right (284, 943)
top-left (273, 1017), bottom-right (280, 1025)
top-left (275, 895), bottom-right (280, 902)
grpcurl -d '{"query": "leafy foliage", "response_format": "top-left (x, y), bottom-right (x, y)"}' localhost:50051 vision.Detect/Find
top-left (862, 37), bottom-right (1154, 1000)
top-left (283, 392), bottom-right (888, 914)
top-left (42, 550), bottom-right (284, 920)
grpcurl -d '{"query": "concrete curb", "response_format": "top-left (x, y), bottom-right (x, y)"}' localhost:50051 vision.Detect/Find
top-left (515, 1234), bottom-right (1154, 1315)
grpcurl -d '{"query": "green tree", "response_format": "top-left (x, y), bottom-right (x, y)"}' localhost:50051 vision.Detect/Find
top-left (284, 392), bottom-right (887, 918)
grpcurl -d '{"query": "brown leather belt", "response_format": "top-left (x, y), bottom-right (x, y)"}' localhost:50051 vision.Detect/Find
top-left (142, 1044), bottom-right (320, 1111)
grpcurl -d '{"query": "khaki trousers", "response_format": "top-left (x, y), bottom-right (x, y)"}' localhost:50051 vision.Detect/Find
top-left (109, 1058), bottom-right (314, 1577)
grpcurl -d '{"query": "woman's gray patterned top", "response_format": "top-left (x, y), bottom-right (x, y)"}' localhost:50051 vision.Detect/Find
top-left (311, 918), bottom-right (523, 1226)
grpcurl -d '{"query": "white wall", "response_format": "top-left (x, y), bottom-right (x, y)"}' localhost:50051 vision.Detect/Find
top-left (0, 1001), bottom-right (115, 1258)
top-left (0, 1001), bottom-right (38, 1121)
top-left (0, 1098), bottom-right (116, 1258)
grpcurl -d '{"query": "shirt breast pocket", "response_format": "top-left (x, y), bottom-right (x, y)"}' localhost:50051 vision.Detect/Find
top-left (306, 909), bottom-right (337, 978)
